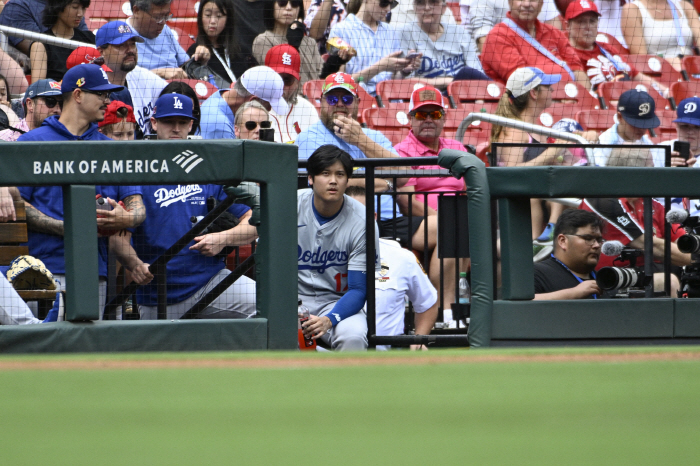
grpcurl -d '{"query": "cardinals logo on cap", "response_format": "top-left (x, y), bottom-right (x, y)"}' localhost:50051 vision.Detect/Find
top-left (580, 0), bottom-right (590, 7)
top-left (282, 53), bottom-right (292, 65)
top-left (49, 81), bottom-right (61, 90)
top-left (76, 77), bottom-right (85, 87)
top-left (334, 74), bottom-right (345, 84)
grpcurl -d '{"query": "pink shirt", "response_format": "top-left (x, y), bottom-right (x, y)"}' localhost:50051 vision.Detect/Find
top-left (394, 130), bottom-right (466, 211)
top-left (0, 119), bottom-right (29, 142)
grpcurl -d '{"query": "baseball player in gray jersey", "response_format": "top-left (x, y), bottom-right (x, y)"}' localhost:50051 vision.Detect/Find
top-left (298, 145), bottom-right (380, 351)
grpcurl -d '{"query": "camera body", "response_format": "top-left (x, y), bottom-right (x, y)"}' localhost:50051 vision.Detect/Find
top-left (676, 220), bottom-right (700, 297)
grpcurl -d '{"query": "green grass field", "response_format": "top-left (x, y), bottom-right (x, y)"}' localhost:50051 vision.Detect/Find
top-left (2, 347), bottom-right (699, 465)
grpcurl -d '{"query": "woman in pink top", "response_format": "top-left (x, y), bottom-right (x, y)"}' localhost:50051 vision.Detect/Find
top-left (394, 85), bottom-right (466, 214)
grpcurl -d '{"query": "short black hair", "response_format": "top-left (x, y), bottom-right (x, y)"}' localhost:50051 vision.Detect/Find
top-left (553, 209), bottom-right (603, 238)
top-left (263, 0), bottom-right (305, 31)
top-left (344, 186), bottom-right (365, 198)
top-left (43, 0), bottom-right (91, 29)
top-left (307, 145), bottom-right (353, 179)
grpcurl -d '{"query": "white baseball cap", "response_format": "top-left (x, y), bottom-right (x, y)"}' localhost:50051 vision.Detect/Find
top-left (506, 67), bottom-right (561, 98)
top-left (240, 66), bottom-right (289, 115)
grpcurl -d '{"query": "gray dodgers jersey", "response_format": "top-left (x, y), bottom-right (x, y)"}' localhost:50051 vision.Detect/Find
top-left (297, 189), bottom-right (380, 307)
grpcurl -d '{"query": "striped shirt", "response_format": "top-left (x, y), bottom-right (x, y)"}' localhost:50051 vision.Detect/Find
top-left (328, 14), bottom-right (399, 96)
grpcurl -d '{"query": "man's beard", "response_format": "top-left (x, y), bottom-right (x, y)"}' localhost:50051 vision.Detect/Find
top-left (121, 60), bottom-right (137, 73)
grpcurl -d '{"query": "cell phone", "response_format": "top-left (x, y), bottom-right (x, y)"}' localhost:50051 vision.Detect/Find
top-left (405, 52), bottom-right (420, 60)
top-left (259, 128), bottom-right (275, 142)
top-left (673, 140), bottom-right (691, 165)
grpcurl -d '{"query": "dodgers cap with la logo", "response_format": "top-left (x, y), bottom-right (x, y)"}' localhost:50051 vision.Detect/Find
top-left (673, 97), bottom-right (700, 126)
top-left (264, 44), bottom-right (300, 81)
top-left (153, 93), bottom-right (194, 120)
top-left (617, 88), bottom-right (660, 129)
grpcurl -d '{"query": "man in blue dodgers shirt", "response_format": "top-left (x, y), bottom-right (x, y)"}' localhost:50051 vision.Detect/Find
top-left (298, 145), bottom-right (380, 351)
top-left (17, 64), bottom-right (146, 318)
top-left (110, 93), bottom-right (258, 319)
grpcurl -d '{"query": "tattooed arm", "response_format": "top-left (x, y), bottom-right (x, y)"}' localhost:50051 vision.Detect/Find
top-left (24, 201), bottom-right (64, 236)
top-left (96, 194), bottom-right (146, 231)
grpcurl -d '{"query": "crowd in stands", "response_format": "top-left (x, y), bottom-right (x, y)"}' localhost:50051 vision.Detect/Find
top-left (0, 0), bottom-right (699, 349)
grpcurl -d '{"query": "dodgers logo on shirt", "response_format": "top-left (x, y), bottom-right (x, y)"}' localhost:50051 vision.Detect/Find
top-left (298, 245), bottom-right (349, 273)
top-left (154, 184), bottom-right (204, 207)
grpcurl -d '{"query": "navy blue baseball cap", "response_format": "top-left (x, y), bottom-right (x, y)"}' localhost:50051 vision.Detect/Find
top-left (24, 79), bottom-right (62, 102)
top-left (617, 88), bottom-right (660, 129)
top-left (153, 93), bottom-right (194, 119)
top-left (552, 118), bottom-right (584, 133)
top-left (674, 97), bottom-right (700, 126)
top-left (96, 21), bottom-right (144, 47)
top-left (61, 64), bottom-right (124, 94)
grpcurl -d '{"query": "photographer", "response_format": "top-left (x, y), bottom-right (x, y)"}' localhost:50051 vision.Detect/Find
top-left (534, 210), bottom-right (603, 300)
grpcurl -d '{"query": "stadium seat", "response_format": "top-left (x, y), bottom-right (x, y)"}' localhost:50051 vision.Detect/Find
top-left (625, 54), bottom-right (683, 89)
top-left (168, 79), bottom-right (217, 103)
top-left (682, 56), bottom-right (700, 81)
top-left (595, 32), bottom-right (628, 53)
top-left (446, 2), bottom-right (461, 24)
top-left (88, 0), bottom-right (131, 20)
top-left (537, 103), bottom-right (580, 128)
top-left (575, 109), bottom-right (617, 132)
top-left (170, 25), bottom-right (195, 51)
top-left (85, 18), bottom-right (108, 34)
top-left (597, 80), bottom-right (671, 111)
top-left (171, 0), bottom-right (200, 18)
top-left (361, 108), bottom-right (410, 146)
top-left (655, 109), bottom-right (678, 139)
top-left (669, 81), bottom-right (700, 108)
top-left (446, 80), bottom-right (504, 109)
top-left (549, 81), bottom-right (601, 109)
top-left (303, 79), bottom-right (378, 124)
top-left (375, 79), bottom-right (432, 109)
top-left (444, 106), bottom-right (491, 146)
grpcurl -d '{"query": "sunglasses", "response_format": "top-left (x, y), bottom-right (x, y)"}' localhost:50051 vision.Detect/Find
top-left (324, 94), bottom-right (355, 106)
top-left (412, 110), bottom-right (444, 120)
top-left (379, 0), bottom-right (399, 8)
top-left (276, 0), bottom-right (303, 7)
top-left (39, 96), bottom-right (62, 109)
top-left (244, 120), bottom-right (272, 131)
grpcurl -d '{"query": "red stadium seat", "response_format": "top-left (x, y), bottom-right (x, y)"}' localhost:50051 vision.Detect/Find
top-left (170, 25), bottom-right (196, 51)
top-left (168, 79), bottom-right (218, 103)
top-left (537, 103), bottom-right (580, 128)
top-left (625, 54), bottom-right (683, 89)
top-left (375, 80), bottom-right (433, 109)
top-left (682, 56), bottom-right (700, 81)
top-left (446, 2), bottom-right (461, 24)
top-left (85, 18), bottom-right (107, 33)
top-left (171, 0), bottom-right (200, 18)
top-left (595, 32), bottom-right (629, 53)
top-left (361, 108), bottom-right (411, 146)
top-left (549, 81), bottom-right (601, 109)
top-left (443, 106), bottom-right (492, 146)
top-left (88, 0), bottom-right (131, 20)
top-left (597, 80), bottom-right (671, 111)
top-left (575, 109), bottom-right (617, 132)
top-left (655, 109), bottom-right (678, 139)
top-left (446, 80), bottom-right (504, 109)
top-left (669, 81), bottom-right (700, 107)
top-left (303, 80), bottom-right (378, 124)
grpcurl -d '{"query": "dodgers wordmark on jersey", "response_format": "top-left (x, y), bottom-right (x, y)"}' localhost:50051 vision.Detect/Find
top-left (297, 189), bottom-right (380, 311)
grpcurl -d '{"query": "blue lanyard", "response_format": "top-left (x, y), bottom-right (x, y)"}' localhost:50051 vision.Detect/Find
top-left (504, 18), bottom-right (577, 81)
top-left (667, 0), bottom-right (687, 51)
top-left (596, 43), bottom-right (626, 73)
top-left (550, 254), bottom-right (598, 299)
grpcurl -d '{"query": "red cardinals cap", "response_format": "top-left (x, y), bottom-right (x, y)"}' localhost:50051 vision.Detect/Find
top-left (99, 100), bottom-right (136, 128)
top-left (66, 46), bottom-right (112, 72)
top-left (565, 0), bottom-right (601, 20)
top-left (408, 85), bottom-right (447, 112)
top-left (322, 73), bottom-right (358, 96)
top-left (264, 44), bottom-right (300, 81)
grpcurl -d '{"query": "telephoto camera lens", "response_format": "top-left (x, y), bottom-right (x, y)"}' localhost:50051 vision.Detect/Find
top-left (596, 267), bottom-right (644, 291)
top-left (677, 234), bottom-right (700, 254)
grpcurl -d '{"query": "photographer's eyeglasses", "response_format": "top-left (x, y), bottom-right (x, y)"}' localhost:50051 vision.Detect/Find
top-left (39, 97), bottom-right (62, 109)
top-left (276, 0), bottom-right (303, 7)
top-left (324, 94), bottom-right (354, 106)
top-left (566, 234), bottom-right (605, 246)
top-left (244, 120), bottom-right (272, 131)
top-left (412, 110), bottom-right (444, 120)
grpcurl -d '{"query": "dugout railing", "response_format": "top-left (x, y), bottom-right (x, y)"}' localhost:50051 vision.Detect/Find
top-left (0, 139), bottom-right (299, 353)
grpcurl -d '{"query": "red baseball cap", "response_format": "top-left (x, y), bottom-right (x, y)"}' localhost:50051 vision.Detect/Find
top-left (408, 85), bottom-right (447, 112)
top-left (66, 46), bottom-right (112, 72)
top-left (99, 100), bottom-right (136, 128)
top-left (565, 0), bottom-right (601, 20)
top-left (322, 72), bottom-right (358, 96)
top-left (264, 44), bottom-right (300, 81)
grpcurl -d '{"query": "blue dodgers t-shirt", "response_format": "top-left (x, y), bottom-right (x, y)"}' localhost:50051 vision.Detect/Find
top-left (16, 185), bottom-right (142, 277)
top-left (133, 184), bottom-right (250, 305)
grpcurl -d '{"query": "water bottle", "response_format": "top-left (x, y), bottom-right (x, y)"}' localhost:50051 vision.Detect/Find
top-left (297, 300), bottom-right (316, 351)
top-left (459, 272), bottom-right (470, 304)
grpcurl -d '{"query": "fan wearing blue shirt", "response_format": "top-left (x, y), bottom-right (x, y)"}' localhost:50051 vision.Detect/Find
top-left (110, 93), bottom-right (259, 319)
